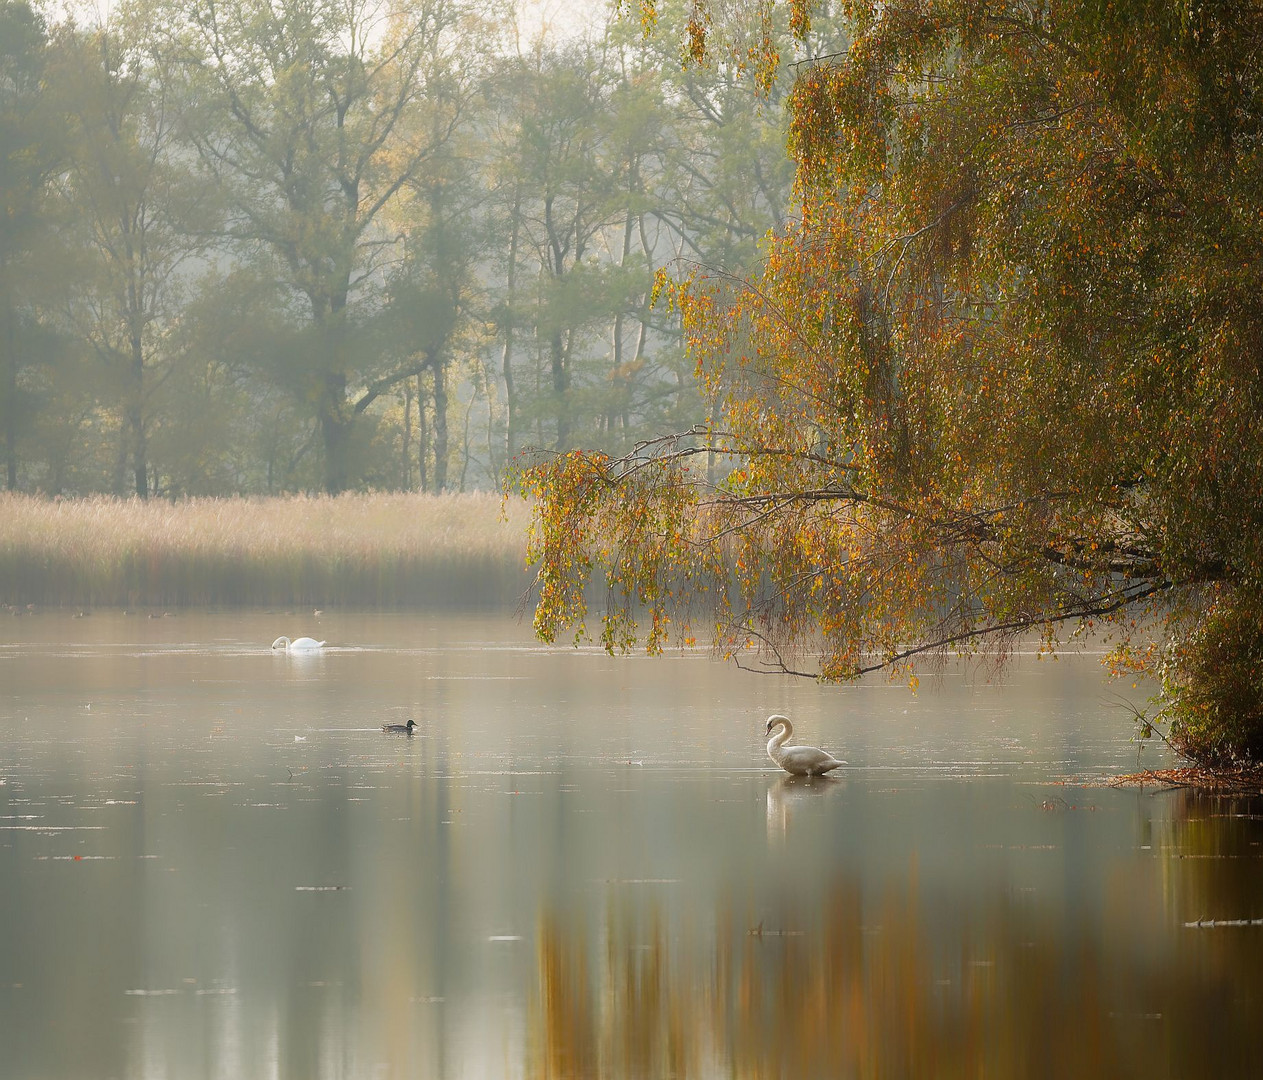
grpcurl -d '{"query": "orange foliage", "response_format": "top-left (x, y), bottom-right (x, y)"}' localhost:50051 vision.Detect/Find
top-left (511, 0), bottom-right (1263, 753)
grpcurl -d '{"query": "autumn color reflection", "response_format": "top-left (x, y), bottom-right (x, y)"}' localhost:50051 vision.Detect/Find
top-left (529, 812), bottom-right (1263, 1080)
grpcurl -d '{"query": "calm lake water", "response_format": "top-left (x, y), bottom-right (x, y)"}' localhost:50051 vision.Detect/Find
top-left (1, 612), bottom-right (1260, 1078)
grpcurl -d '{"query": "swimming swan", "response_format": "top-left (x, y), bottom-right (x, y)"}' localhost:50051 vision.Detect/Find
top-left (272, 636), bottom-right (326, 651)
top-left (765, 714), bottom-right (845, 776)
top-left (382, 719), bottom-right (417, 735)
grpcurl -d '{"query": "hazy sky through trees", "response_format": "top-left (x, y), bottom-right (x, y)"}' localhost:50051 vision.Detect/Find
top-left (58, 0), bottom-right (604, 41)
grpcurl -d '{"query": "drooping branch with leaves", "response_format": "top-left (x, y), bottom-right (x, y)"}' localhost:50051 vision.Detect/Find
top-left (513, 0), bottom-right (1263, 760)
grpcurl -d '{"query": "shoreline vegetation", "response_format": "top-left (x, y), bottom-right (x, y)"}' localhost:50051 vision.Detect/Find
top-left (1107, 766), bottom-right (1263, 796)
top-left (0, 493), bottom-right (533, 611)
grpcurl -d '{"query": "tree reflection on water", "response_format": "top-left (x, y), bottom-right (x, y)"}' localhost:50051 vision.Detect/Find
top-left (529, 793), bottom-right (1263, 1080)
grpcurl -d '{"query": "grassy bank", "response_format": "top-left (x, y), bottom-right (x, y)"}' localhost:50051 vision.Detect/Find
top-left (0, 493), bottom-right (534, 610)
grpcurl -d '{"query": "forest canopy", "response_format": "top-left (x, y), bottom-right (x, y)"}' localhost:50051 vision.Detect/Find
top-left (0, 0), bottom-right (796, 496)
top-left (516, 0), bottom-right (1263, 761)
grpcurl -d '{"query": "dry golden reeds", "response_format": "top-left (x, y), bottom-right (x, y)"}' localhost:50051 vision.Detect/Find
top-left (0, 492), bottom-right (533, 610)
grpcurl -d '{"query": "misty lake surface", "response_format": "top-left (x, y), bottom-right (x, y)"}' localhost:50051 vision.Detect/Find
top-left (2, 612), bottom-right (1261, 1078)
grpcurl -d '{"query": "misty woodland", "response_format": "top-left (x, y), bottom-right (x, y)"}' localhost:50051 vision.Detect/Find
top-left (6, 0), bottom-right (1263, 761)
top-left (1, 0), bottom-right (794, 497)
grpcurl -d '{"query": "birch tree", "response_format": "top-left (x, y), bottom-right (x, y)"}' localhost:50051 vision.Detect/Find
top-left (516, 0), bottom-right (1263, 761)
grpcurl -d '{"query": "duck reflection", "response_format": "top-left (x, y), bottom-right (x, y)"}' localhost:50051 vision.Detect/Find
top-left (765, 774), bottom-right (843, 840)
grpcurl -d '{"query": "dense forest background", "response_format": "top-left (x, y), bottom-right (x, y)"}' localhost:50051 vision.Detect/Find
top-left (1, 0), bottom-right (838, 497)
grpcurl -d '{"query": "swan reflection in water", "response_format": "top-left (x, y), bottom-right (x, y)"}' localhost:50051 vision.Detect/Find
top-left (766, 773), bottom-right (844, 839)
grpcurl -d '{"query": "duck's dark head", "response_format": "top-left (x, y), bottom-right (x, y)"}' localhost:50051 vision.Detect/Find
top-left (406, 718), bottom-right (416, 731)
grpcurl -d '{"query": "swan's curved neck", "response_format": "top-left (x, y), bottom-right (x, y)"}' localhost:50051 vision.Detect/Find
top-left (766, 717), bottom-right (793, 754)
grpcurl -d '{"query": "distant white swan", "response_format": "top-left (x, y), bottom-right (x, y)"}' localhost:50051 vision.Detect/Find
top-left (272, 636), bottom-right (326, 651)
top-left (765, 714), bottom-right (845, 776)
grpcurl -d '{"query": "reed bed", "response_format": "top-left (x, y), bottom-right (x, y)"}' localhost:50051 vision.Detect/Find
top-left (0, 492), bottom-right (534, 610)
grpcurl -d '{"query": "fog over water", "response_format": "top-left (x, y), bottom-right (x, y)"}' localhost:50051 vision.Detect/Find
top-left (1, 612), bottom-right (1260, 1077)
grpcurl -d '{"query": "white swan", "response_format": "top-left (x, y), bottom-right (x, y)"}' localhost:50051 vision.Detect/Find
top-left (272, 636), bottom-right (326, 651)
top-left (765, 714), bottom-right (845, 776)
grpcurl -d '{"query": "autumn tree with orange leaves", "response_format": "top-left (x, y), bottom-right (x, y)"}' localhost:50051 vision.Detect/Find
top-left (512, 0), bottom-right (1263, 762)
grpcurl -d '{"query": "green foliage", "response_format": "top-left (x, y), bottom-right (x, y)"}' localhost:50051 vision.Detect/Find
top-left (1164, 591), bottom-right (1263, 765)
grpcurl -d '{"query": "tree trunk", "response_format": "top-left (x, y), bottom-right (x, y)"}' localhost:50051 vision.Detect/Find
top-left (606, 209), bottom-right (637, 436)
top-left (128, 329), bottom-right (148, 498)
top-left (315, 284), bottom-right (353, 494)
top-left (432, 352), bottom-right (448, 492)
top-left (319, 369), bottom-right (351, 495)
top-left (551, 330), bottom-right (569, 449)
top-left (459, 391), bottom-right (474, 492)
top-left (4, 303), bottom-right (16, 491)
top-left (501, 184), bottom-right (521, 464)
top-left (402, 379), bottom-right (414, 490)
top-left (112, 425), bottom-right (128, 495)
top-left (417, 377), bottom-right (428, 493)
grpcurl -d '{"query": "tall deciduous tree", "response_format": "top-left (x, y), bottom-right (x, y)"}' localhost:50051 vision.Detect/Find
top-left (492, 40), bottom-right (628, 451)
top-left (150, 0), bottom-right (478, 492)
top-left (0, 2), bottom-right (72, 490)
top-left (58, 19), bottom-right (209, 497)
top-left (376, 44), bottom-right (490, 493)
top-left (515, 0), bottom-right (1263, 760)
